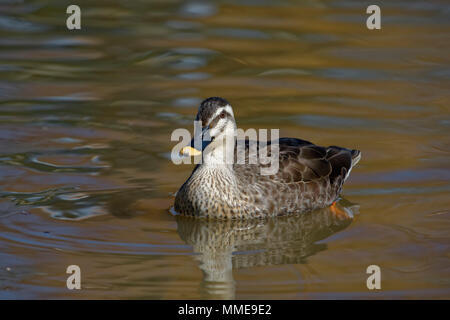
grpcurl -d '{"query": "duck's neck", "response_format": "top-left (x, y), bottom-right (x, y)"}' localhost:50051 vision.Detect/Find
top-left (190, 163), bottom-right (237, 206)
top-left (202, 135), bottom-right (235, 168)
top-left (195, 143), bottom-right (237, 191)
top-left (196, 159), bottom-right (234, 181)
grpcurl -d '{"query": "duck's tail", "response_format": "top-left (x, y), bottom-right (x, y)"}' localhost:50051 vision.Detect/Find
top-left (345, 149), bottom-right (361, 181)
top-left (350, 149), bottom-right (361, 167)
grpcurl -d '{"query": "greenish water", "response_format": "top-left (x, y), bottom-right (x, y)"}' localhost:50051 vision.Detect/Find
top-left (0, 0), bottom-right (449, 299)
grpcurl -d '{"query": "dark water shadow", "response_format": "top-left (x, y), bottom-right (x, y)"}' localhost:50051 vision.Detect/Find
top-left (176, 200), bottom-right (358, 299)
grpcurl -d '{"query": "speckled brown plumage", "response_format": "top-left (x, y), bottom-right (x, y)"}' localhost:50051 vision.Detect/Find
top-left (174, 97), bottom-right (361, 219)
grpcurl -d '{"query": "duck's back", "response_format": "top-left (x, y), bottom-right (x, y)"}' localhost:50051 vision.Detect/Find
top-left (232, 138), bottom-right (361, 216)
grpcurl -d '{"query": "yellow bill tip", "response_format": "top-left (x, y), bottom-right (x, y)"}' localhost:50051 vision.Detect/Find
top-left (180, 146), bottom-right (202, 156)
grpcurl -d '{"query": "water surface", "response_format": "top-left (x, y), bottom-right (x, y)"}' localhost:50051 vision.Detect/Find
top-left (0, 0), bottom-right (449, 299)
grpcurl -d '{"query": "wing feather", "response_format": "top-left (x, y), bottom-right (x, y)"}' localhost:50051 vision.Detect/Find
top-left (234, 138), bottom-right (358, 185)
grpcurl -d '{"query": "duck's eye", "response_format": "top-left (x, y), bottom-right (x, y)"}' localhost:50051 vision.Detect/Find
top-left (220, 112), bottom-right (226, 119)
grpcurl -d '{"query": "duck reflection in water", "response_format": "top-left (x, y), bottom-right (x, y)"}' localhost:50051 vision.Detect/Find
top-left (175, 199), bottom-right (359, 299)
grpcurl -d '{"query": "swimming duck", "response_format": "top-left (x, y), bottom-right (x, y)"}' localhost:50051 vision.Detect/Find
top-left (174, 97), bottom-right (361, 219)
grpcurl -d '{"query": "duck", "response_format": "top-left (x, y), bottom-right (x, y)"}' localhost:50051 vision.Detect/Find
top-left (174, 97), bottom-right (361, 219)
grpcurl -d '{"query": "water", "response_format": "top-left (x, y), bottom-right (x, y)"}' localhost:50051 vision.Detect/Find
top-left (0, 0), bottom-right (449, 299)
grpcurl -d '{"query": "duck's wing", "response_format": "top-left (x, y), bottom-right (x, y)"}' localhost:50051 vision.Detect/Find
top-left (235, 138), bottom-right (360, 185)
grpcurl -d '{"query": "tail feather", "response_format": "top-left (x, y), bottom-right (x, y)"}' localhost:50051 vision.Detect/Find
top-left (326, 147), bottom-right (361, 183)
top-left (351, 149), bottom-right (361, 167)
top-left (346, 149), bottom-right (361, 181)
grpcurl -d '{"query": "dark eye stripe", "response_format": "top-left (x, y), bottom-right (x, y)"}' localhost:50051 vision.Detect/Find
top-left (208, 111), bottom-right (232, 129)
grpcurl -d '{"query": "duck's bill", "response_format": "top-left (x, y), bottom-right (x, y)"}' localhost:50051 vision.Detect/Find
top-left (180, 145), bottom-right (202, 156)
top-left (179, 127), bottom-right (212, 157)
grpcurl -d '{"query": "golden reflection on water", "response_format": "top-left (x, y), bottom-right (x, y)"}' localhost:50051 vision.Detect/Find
top-left (177, 202), bottom-right (356, 299)
top-left (0, 0), bottom-right (449, 299)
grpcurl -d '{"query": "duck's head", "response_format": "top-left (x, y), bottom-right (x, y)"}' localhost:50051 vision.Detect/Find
top-left (181, 97), bottom-right (237, 161)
